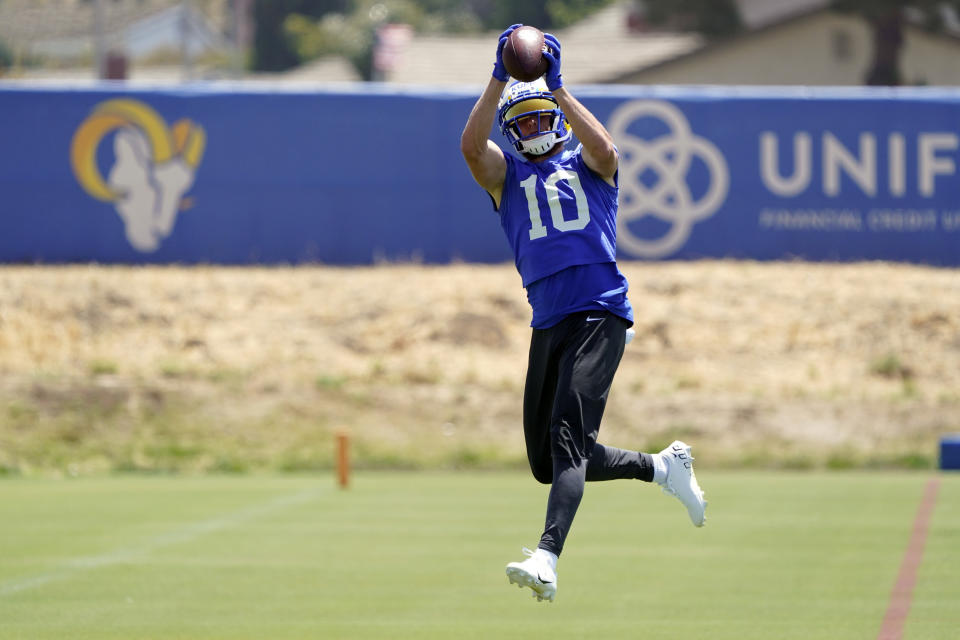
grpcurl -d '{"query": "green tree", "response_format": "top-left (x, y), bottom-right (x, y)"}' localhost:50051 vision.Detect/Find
top-left (546, 0), bottom-right (620, 28)
top-left (474, 0), bottom-right (616, 30)
top-left (284, 0), bottom-right (431, 80)
top-left (833, 0), bottom-right (960, 85)
top-left (251, 0), bottom-right (348, 71)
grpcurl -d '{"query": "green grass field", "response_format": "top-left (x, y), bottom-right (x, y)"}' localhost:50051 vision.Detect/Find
top-left (1, 471), bottom-right (957, 639)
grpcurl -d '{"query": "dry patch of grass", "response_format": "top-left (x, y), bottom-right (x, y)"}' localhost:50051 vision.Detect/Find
top-left (2, 261), bottom-right (959, 474)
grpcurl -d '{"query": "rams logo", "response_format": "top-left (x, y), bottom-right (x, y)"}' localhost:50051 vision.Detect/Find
top-left (71, 99), bottom-right (206, 252)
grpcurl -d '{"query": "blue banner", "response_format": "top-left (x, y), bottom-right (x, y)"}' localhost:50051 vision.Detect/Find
top-left (1, 83), bottom-right (959, 264)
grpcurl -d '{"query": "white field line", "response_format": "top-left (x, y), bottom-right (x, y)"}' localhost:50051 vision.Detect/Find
top-left (0, 486), bottom-right (322, 597)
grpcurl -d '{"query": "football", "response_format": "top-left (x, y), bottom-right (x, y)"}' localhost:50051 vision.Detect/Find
top-left (501, 26), bottom-right (549, 82)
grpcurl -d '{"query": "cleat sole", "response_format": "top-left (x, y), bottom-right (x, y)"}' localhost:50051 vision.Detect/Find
top-left (505, 566), bottom-right (555, 602)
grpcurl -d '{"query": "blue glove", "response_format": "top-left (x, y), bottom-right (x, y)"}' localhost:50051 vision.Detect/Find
top-left (493, 24), bottom-right (522, 82)
top-left (542, 33), bottom-right (563, 91)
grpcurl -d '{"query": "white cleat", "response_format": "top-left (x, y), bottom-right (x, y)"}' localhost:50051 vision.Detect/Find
top-left (505, 547), bottom-right (557, 602)
top-left (658, 440), bottom-right (707, 527)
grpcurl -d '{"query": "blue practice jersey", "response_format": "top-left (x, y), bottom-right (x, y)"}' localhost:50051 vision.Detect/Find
top-left (496, 144), bottom-right (634, 328)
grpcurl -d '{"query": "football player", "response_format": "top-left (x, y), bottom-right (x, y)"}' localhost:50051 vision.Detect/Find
top-left (460, 25), bottom-right (707, 603)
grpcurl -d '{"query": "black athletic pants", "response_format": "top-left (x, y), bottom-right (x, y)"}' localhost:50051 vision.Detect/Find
top-left (522, 310), bottom-right (654, 557)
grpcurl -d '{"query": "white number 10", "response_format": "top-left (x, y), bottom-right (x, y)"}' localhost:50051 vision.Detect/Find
top-left (519, 170), bottom-right (590, 240)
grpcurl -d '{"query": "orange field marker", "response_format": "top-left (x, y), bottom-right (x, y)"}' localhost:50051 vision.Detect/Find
top-left (336, 432), bottom-right (350, 489)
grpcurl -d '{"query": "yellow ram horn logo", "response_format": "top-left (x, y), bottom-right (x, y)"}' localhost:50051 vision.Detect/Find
top-left (70, 99), bottom-right (206, 251)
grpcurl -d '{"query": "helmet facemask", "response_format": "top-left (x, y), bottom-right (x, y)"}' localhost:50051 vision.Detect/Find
top-left (497, 79), bottom-right (571, 157)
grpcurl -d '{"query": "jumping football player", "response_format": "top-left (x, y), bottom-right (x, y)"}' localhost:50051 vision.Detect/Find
top-left (459, 25), bottom-right (707, 603)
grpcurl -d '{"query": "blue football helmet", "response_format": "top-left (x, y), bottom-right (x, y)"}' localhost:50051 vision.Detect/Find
top-left (497, 78), bottom-right (571, 156)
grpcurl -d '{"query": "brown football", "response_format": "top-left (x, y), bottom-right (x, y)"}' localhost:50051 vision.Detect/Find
top-left (501, 26), bottom-right (548, 82)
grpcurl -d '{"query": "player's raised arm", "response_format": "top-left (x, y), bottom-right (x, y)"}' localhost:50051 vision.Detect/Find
top-left (541, 33), bottom-right (618, 185)
top-left (460, 25), bottom-right (521, 205)
top-left (460, 77), bottom-right (507, 201)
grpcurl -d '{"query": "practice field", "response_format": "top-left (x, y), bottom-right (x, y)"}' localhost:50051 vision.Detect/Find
top-left (1, 472), bottom-right (957, 639)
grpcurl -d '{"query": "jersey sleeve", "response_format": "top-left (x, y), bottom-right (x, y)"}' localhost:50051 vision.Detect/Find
top-left (571, 143), bottom-right (619, 191)
top-left (570, 145), bottom-right (619, 215)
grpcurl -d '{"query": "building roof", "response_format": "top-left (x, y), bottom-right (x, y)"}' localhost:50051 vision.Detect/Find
top-left (735, 0), bottom-right (831, 29)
